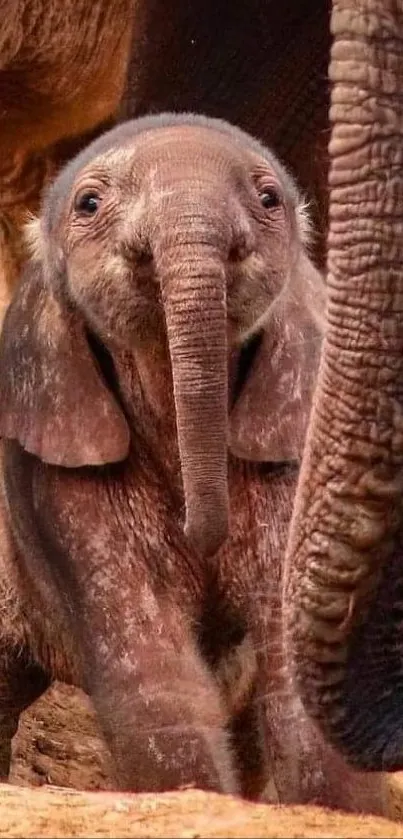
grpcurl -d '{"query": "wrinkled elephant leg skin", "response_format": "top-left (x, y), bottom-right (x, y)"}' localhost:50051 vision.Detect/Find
top-left (229, 691), bottom-right (269, 801)
top-left (0, 656), bottom-right (50, 779)
top-left (284, 0), bottom-right (403, 771)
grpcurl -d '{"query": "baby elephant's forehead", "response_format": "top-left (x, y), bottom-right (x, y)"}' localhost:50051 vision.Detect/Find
top-left (86, 124), bottom-right (266, 179)
top-left (44, 117), bottom-right (300, 232)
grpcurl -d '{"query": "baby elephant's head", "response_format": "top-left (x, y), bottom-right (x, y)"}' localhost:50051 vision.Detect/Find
top-left (0, 113), bottom-right (324, 558)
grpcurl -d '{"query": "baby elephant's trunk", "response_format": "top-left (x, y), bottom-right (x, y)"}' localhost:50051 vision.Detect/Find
top-left (156, 209), bottom-right (230, 559)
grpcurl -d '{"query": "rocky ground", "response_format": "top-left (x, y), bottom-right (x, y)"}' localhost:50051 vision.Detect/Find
top-left (10, 683), bottom-right (114, 791)
top-left (5, 681), bottom-right (403, 836)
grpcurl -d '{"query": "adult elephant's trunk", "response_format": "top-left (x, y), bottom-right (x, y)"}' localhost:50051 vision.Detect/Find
top-left (284, 0), bottom-right (403, 770)
top-left (157, 222), bottom-right (229, 560)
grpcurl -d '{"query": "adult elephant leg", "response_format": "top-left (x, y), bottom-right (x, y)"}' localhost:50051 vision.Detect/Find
top-left (285, 1), bottom-right (403, 770)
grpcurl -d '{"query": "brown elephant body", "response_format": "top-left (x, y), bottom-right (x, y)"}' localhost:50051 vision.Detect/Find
top-left (0, 113), bottom-right (388, 812)
top-left (1, 0), bottom-right (330, 315)
top-left (0, 0), bottom-right (133, 301)
top-left (0, 444), bottom-right (389, 811)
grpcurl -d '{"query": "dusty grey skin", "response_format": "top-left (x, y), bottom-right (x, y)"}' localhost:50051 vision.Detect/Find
top-left (283, 0), bottom-right (403, 775)
top-left (0, 113), bottom-right (387, 808)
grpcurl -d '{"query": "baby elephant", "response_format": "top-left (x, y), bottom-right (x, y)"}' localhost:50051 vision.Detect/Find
top-left (0, 113), bottom-right (386, 808)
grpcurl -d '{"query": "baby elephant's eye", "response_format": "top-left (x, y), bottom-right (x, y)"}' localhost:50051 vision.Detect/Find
top-left (74, 191), bottom-right (101, 217)
top-left (259, 188), bottom-right (281, 209)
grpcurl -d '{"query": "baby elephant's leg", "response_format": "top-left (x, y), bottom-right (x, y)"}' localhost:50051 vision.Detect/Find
top-left (230, 691), bottom-right (269, 800)
top-left (0, 650), bottom-right (50, 778)
top-left (83, 603), bottom-right (238, 795)
top-left (215, 636), bottom-right (268, 800)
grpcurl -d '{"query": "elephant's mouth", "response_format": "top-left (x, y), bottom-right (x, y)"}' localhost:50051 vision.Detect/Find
top-left (229, 330), bottom-right (263, 409)
top-left (86, 327), bottom-right (126, 410)
top-left (89, 319), bottom-right (263, 418)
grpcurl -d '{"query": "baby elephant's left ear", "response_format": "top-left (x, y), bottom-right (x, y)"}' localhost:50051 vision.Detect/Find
top-left (229, 253), bottom-right (325, 463)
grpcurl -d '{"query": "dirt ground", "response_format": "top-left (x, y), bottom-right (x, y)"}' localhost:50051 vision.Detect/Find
top-left (6, 681), bottom-right (403, 836)
top-left (2, 784), bottom-right (403, 839)
top-left (10, 682), bottom-right (114, 791)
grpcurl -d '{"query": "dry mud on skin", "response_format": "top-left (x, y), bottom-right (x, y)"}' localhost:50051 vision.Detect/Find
top-left (7, 681), bottom-right (403, 834)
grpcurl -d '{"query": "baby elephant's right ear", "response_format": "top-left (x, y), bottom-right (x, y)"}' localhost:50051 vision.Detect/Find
top-left (0, 261), bottom-right (130, 467)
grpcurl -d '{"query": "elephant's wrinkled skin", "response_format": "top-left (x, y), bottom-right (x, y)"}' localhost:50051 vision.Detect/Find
top-left (0, 113), bottom-right (387, 811)
top-left (284, 0), bottom-right (403, 774)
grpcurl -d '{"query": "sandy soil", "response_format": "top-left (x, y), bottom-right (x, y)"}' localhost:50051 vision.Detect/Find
top-left (5, 681), bottom-right (403, 836)
top-left (1, 784), bottom-right (403, 838)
